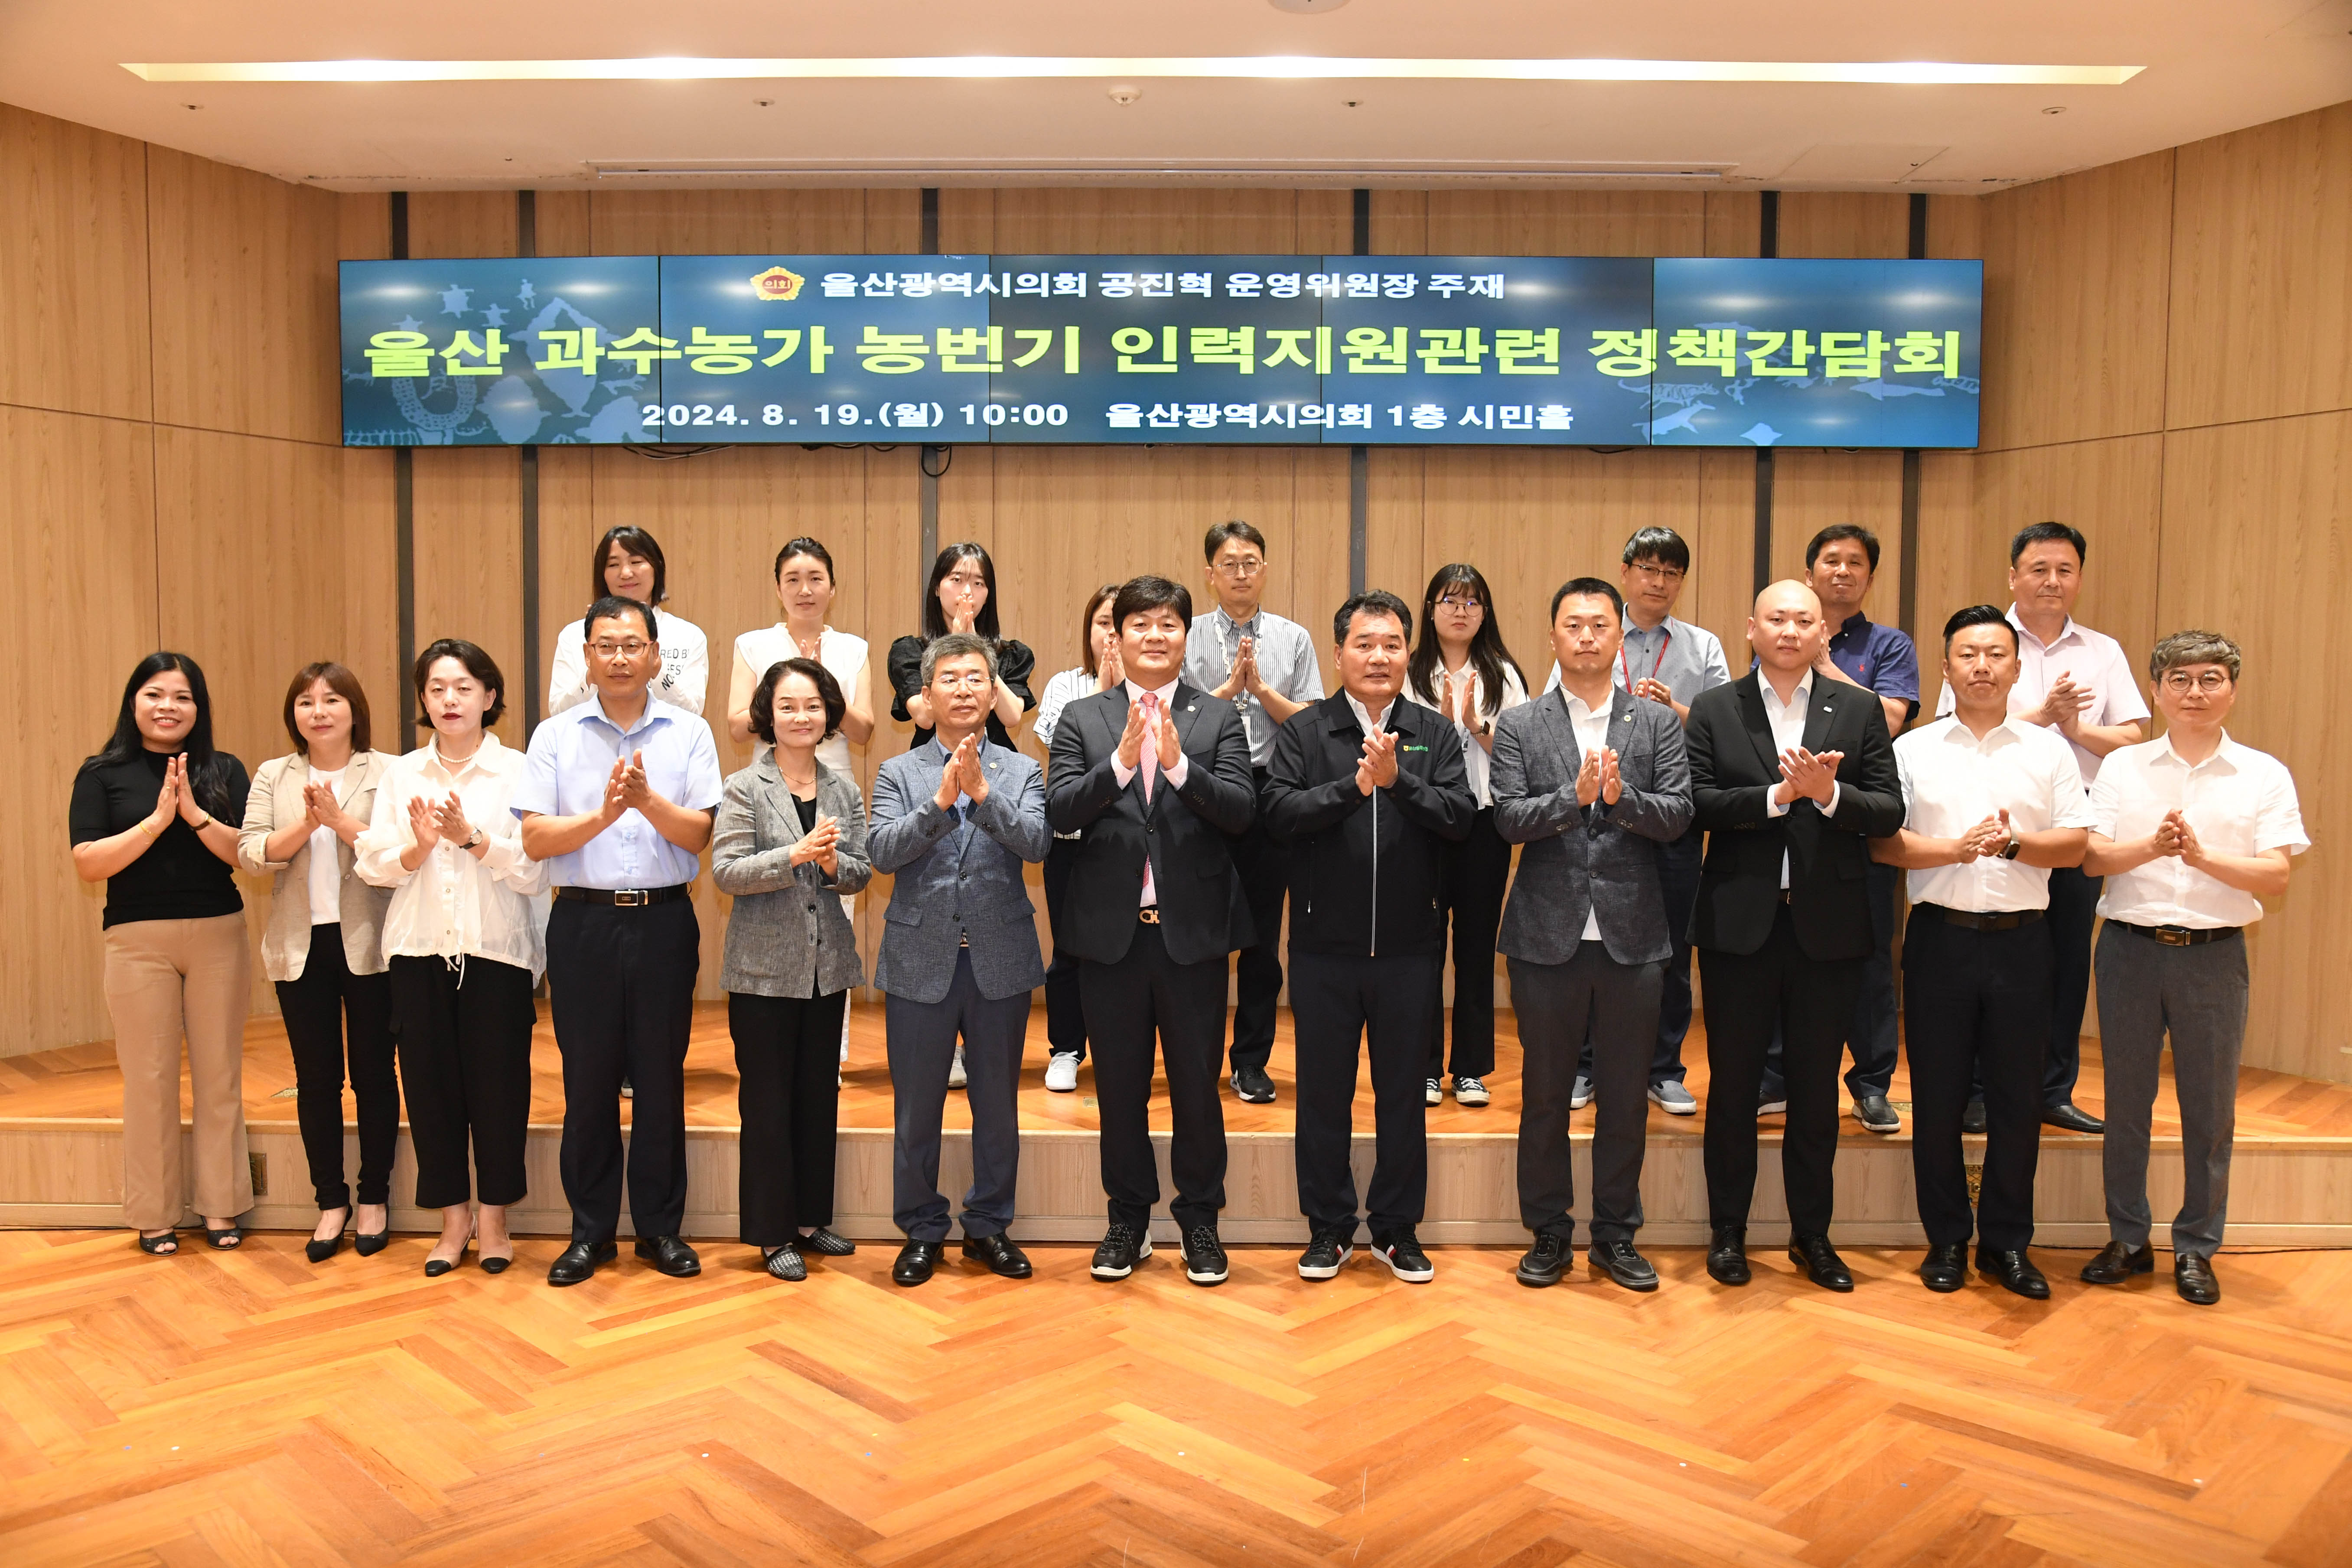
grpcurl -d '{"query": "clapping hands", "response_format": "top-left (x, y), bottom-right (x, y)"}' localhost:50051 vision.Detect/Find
top-left (1776, 747), bottom-right (1844, 808)
top-left (933, 733), bottom-right (993, 810)
top-left (1355, 727), bottom-right (1400, 795)
top-left (1573, 745), bottom-right (1623, 807)
top-left (789, 812), bottom-right (843, 874)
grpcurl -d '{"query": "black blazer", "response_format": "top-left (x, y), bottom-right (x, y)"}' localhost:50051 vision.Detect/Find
top-left (1261, 694), bottom-right (1475, 959)
top-left (1685, 672), bottom-right (1904, 960)
top-left (1045, 682), bottom-right (1257, 965)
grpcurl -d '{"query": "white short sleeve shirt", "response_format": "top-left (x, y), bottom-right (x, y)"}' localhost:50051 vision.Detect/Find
top-left (2090, 733), bottom-right (2310, 929)
top-left (1893, 717), bottom-right (2094, 913)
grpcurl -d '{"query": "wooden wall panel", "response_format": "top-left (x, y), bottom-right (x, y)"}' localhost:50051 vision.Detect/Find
top-left (1420, 191), bottom-right (1704, 257)
top-left (1768, 449), bottom-right (1906, 604)
top-left (340, 447), bottom-right (400, 740)
top-left (1691, 449), bottom-right (1759, 650)
top-left (404, 192), bottom-right (518, 260)
top-left (588, 189), bottom-right (891, 256)
top-left (1969, 434), bottom-right (2164, 664)
top-left (1910, 449), bottom-right (1981, 668)
top-left (1367, 189), bottom-right (1428, 254)
top-left (987, 188), bottom-right (1308, 253)
top-left (2167, 101), bottom-right (2352, 430)
top-left (410, 448), bottom-right (525, 748)
top-left (1703, 191), bottom-right (1763, 258)
top-left (1776, 192), bottom-right (1908, 259)
top-left (534, 190), bottom-right (593, 257)
top-left (337, 193), bottom-right (390, 263)
top-left (3, 406), bottom-right (158, 1053)
top-left (1974, 152), bottom-right (2173, 453)
top-left (2156, 411), bottom-right (2352, 1080)
top-left (0, 102), bottom-right (152, 423)
top-left (145, 148), bottom-right (342, 444)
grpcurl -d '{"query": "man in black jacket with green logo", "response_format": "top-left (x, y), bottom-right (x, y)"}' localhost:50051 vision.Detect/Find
top-left (1262, 590), bottom-right (1476, 1284)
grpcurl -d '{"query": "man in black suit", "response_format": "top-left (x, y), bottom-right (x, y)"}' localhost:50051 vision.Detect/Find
top-left (1046, 575), bottom-right (1257, 1287)
top-left (1687, 579), bottom-right (1905, 1291)
top-left (1262, 591), bottom-right (1475, 1285)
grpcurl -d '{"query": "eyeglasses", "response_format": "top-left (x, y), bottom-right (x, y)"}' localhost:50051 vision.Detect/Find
top-left (2161, 670), bottom-right (2232, 694)
top-left (590, 640), bottom-right (651, 658)
top-left (933, 673), bottom-right (994, 692)
top-left (1435, 595), bottom-right (1485, 612)
top-left (1214, 559), bottom-right (1266, 578)
top-left (1628, 562), bottom-right (1686, 583)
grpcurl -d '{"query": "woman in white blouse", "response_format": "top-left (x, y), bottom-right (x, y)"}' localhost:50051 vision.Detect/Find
top-left (1031, 583), bottom-right (1121, 1093)
top-left (548, 526), bottom-right (707, 716)
top-left (1404, 564), bottom-right (1530, 1109)
top-left (358, 639), bottom-right (547, 1278)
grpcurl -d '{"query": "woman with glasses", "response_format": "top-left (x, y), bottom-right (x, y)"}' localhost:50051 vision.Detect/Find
top-left (885, 543), bottom-right (1036, 753)
top-left (549, 525), bottom-right (708, 715)
top-left (1404, 564), bottom-right (1529, 1108)
top-left (1029, 582), bottom-right (1123, 1093)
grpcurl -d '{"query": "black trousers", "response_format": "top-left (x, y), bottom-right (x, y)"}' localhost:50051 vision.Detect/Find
top-left (1226, 769), bottom-right (1289, 1072)
top-left (1699, 906), bottom-right (1863, 1237)
top-left (1516, 945), bottom-right (1661, 1244)
top-left (274, 926), bottom-right (397, 1210)
top-left (1041, 837), bottom-right (1088, 1060)
top-left (388, 955), bottom-right (535, 1210)
top-left (1292, 949), bottom-right (1437, 1238)
top-left (1579, 827), bottom-right (1703, 1088)
top-left (1904, 912), bottom-right (2052, 1251)
top-left (1428, 807), bottom-right (1510, 1080)
top-left (1082, 919), bottom-right (1229, 1234)
top-left (1759, 860), bottom-right (1901, 1101)
top-left (730, 988), bottom-right (847, 1245)
top-left (2042, 865), bottom-right (2101, 1106)
top-left (546, 897), bottom-right (700, 1243)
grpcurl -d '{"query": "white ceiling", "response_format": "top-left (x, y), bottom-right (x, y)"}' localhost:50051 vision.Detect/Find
top-left (3, 0), bottom-right (2348, 192)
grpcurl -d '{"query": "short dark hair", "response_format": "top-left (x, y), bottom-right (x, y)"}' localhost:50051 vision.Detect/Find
top-left (2010, 520), bottom-right (2088, 567)
top-left (1621, 527), bottom-right (1691, 574)
top-left (281, 662), bottom-right (374, 755)
top-left (1550, 577), bottom-right (1625, 623)
top-left (2150, 629), bottom-right (2242, 684)
top-left (414, 639), bottom-right (506, 728)
top-left (920, 632), bottom-right (1000, 688)
top-left (1203, 519), bottom-right (1268, 561)
top-left (1113, 575), bottom-right (1193, 631)
top-left (585, 595), bottom-right (657, 640)
top-left (1078, 582), bottom-right (1121, 677)
top-left (593, 525), bottom-right (668, 606)
top-left (1333, 590), bottom-right (1412, 645)
top-left (772, 536), bottom-right (836, 583)
top-left (1941, 603), bottom-right (2019, 652)
top-left (748, 657), bottom-right (846, 745)
top-left (1806, 524), bottom-right (1881, 572)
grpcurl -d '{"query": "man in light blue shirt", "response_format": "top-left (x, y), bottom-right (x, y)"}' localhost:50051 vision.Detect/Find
top-left (515, 596), bottom-right (723, 1287)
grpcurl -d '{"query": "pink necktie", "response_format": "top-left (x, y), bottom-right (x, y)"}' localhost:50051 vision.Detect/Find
top-left (1139, 693), bottom-right (1160, 908)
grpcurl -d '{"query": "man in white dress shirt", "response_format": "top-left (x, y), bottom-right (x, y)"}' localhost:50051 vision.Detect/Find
top-left (2078, 630), bottom-right (2308, 1306)
top-left (1872, 606), bottom-right (2094, 1300)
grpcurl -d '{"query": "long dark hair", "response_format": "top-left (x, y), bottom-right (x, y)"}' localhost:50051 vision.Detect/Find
top-left (921, 542), bottom-right (1001, 641)
top-left (1077, 582), bottom-right (1120, 677)
top-left (1408, 564), bottom-right (1526, 720)
top-left (593, 525), bottom-right (668, 606)
top-left (82, 652), bottom-right (241, 817)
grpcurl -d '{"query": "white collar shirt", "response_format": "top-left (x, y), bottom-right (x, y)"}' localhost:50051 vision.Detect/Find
top-left (1933, 609), bottom-right (2149, 783)
top-left (1894, 716), bottom-right (2094, 913)
top-left (1405, 662), bottom-right (1530, 808)
top-left (1111, 677), bottom-right (1191, 908)
top-left (1342, 689), bottom-right (1395, 736)
top-left (1759, 675), bottom-right (1838, 889)
top-left (2091, 732), bottom-right (2309, 929)
top-left (355, 735), bottom-right (550, 979)
top-left (1561, 686), bottom-right (1616, 940)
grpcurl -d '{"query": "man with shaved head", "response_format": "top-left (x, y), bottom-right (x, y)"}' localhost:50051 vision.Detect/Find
top-left (1683, 580), bottom-right (1905, 1291)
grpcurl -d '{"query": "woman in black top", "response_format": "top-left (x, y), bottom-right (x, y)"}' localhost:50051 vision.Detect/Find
top-left (69, 653), bottom-right (255, 1255)
top-left (885, 543), bottom-right (1035, 750)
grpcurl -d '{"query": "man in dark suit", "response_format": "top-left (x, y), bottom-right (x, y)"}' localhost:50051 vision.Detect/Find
top-left (1262, 591), bottom-right (1474, 1285)
top-left (1046, 576), bottom-right (1257, 1286)
top-left (1492, 578), bottom-right (1693, 1292)
top-left (1687, 579), bottom-right (1905, 1291)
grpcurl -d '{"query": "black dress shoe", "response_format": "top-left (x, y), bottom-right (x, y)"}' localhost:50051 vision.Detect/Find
top-left (1587, 1238), bottom-right (1659, 1292)
top-left (1977, 1248), bottom-right (2051, 1299)
top-left (798, 1227), bottom-right (856, 1257)
top-left (961, 1232), bottom-right (1033, 1278)
top-left (2175, 1253), bottom-right (2221, 1305)
top-left (1230, 1065), bottom-right (1277, 1104)
top-left (1706, 1226), bottom-right (1751, 1286)
top-left (353, 1229), bottom-right (391, 1258)
top-left (547, 1239), bottom-right (618, 1287)
top-left (1788, 1235), bottom-right (1854, 1292)
top-left (2080, 1240), bottom-right (2155, 1285)
top-left (634, 1235), bottom-right (702, 1278)
top-left (1961, 1099), bottom-right (1989, 1134)
top-left (2043, 1101), bottom-right (2106, 1134)
top-left (1515, 1230), bottom-right (1571, 1288)
top-left (893, 1239), bottom-right (942, 1286)
top-left (1919, 1241), bottom-right (1968, 1293)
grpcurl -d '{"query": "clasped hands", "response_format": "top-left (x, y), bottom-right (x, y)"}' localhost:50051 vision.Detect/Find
top-left (2150, 806), bottom-right (2205, 866)
top-left (1354, 727), bottom-right (1401, 795)
top-left (1572, 745), bottom-right (1624, 807)
top-left (1949, 808), bottom-right (2015, 863)
top-left (1770, 747), bottom-right (1843, 810)
top-left (1115, 698), bottom-right (1184, 774)
top-left (2029, 673), bottom-right (2095, 737)
top-left (932, 733), bottom-right (994, 811)
top-left (1212, 636), bottom-right (1270, 702)
top-left (147, 754), bottom-right (217, 831)
top-left (788, 812), bottom-right (843, 874)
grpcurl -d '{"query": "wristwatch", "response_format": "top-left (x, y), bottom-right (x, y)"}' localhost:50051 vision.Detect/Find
top-left (461, 828), bottom-right (485, 851)
top-left (2000, 831), bottom-right (2023, 861)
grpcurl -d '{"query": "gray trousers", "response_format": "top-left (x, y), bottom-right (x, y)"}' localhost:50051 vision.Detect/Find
top-left (886, 949), bottom-right (1031, 1242)
top-left (2095, 925), bottom-right (2249, 1260)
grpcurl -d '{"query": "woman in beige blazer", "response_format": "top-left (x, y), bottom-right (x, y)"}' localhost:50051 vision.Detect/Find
top-left (237, 663), bottom-right (397, 1262)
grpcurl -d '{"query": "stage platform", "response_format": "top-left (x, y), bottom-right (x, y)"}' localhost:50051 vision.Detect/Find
top-left (4, 1004), bottom-right (2348, 1248)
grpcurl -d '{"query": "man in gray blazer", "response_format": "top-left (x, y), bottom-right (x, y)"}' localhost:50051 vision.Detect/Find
top-left (1492, 578), bottom-right (1694, 1292)
top-left (868, 633), bottom-right (1052, 1286)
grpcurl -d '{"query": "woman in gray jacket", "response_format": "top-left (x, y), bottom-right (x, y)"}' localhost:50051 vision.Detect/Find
top-left (713, 656), bottom-right (872, 1281)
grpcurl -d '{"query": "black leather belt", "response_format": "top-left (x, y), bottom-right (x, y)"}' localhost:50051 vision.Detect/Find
top-left (2114, 920), bottom-right (2240, 947)
top-left (554, 884), bottom-right (691, 907)
top-left (1138, 907), bottom-right (1161, 925)
top-left (1920, 904), bottom-right (2044, 932)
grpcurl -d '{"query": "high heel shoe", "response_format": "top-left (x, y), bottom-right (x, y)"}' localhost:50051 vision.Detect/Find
top-left (423, 1232), bottom-right (474, 1278)
top-left (305, 1207), bottom-right (351, 1264)
top-left (353, 1229), bottom-right (391, 1258)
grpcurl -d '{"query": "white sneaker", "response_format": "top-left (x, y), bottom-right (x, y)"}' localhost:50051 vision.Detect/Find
top-left (948, 1047), bottom-right (967, 1089)
top-left (1045, 1052), bottom-right (1081, 1093)
top-left (1451, 1076), bottom-right (1490, 1107)
top-left (1568, 1075), bottom-right (1593, 1110)
top-left (1424, 1076), bottom-right (1443, 1106)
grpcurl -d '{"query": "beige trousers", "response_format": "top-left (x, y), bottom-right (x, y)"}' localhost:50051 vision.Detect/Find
top-left (102, 914), bottom-right (254, 1229)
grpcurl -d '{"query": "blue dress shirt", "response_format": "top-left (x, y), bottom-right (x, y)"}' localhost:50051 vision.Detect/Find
top-left (511, 693), bottom-right (723, 890)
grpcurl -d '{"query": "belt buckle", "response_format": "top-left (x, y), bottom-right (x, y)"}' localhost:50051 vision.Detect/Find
top-left (612, 889), bottom-right (649, 907)
top-left (1139, 907), bottom-right (1160, 925)
top-left (2155, 926), bottom-right (2192, 946)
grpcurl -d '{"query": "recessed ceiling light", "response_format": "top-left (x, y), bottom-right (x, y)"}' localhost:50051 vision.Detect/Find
top-left (120, 56), bottom-right (2146, 87)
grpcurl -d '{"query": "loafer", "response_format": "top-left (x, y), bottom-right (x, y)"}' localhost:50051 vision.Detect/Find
top-left (1230, 1065), bottom-right (1276, 1104)
top-left (2175, 1253), bottom-right (2221, 1305)
top-left (798, 1227), bottom-right (857, 1257)
top-left (1706, 1226), bottom-right (1751, 1286)
top-left (1452, 1075), bottom-right (1491, 1107)
top-left (1851, 1094), bottom-right (1901, 1134)
top-left (1587, 1238), bottom-right (1659, 1293)
top-left (634, 1235), bottom-right (702, 1278)
top-left (2043, 1101), bottom-right (2106, 1134)
top-left (1648, 1080), bottom-right (1697, 1116)
top-left (762, 1245), bottom-right (807, 1282)
top-left (547, 1239), bottom-right (618, 1287)
top-left (1977, 1248), bottom-right (2051, 1299)
top-left (1788, 1235), bottom-right (1854, 1292)
top-left (892, 1239), bottom-right (943, 1286)
top-left (1090, 1224), bottom-right (1152, 1280)
top-left (1568, 1075), bottom-right (1593, 1110)
top-left (1919, 1241), bottom-right (1968, 1292)
top-left (960, 1232), bottom-right (1033, 1278)
top-left (1515, 1230), bottom-right (1571, 1288)
top-left (1960, 1099), bottom-right (1989, 1134)
top-left (1044, 1052), bottom-right (1082, 1093)
top-left (2080, 1239), bottom-right (2155, 1285)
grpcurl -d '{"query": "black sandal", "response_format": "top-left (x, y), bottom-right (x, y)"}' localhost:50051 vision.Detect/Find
top-left (137, 1230), bottom-right (179, 1255)
top-left (204, 1224), bottom-right (242, 1250)
top-left (762, 1245), bottom-right (808, 1282)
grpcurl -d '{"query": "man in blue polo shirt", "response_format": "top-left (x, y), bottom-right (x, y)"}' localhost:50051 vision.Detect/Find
top-left (1757, 525), bottom-right (1919, 1134)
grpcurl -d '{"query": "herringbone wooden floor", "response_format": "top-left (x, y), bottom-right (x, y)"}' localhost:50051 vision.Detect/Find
top-left (3, 1226), bottom-right (2349, 1565)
